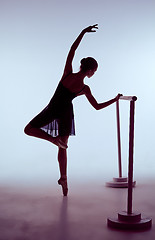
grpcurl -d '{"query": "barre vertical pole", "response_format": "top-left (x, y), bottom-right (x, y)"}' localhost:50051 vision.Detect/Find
top-left (127, 100), bottom-right (135, 214)
top-left (116, 100), bottom-right (122, 178)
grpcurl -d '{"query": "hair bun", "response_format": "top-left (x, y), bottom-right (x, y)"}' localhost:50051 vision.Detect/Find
top-left (80, 58), bottom-right (86, 65)
top-left (80, 57), bottom-right (98, 73)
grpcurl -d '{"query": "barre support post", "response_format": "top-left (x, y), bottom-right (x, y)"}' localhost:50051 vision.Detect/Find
top-left (127, 100), bottom-right (135, 214)
top-left (116, 100), bottom-right (122, 178)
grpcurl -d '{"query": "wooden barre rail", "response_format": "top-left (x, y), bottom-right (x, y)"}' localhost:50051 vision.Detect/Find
top-left (119, 96), bottom-right (137, 101)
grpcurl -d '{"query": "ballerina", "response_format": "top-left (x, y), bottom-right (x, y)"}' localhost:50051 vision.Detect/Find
top-left (24, 24), bottom-right (121, 196)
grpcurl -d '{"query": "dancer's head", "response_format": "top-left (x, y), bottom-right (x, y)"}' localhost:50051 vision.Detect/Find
top-left (80, 57), bottom-right (98, 78)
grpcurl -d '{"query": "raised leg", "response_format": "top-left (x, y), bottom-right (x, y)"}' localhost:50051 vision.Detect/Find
top-left (24, 123), bottom-right (68, 149)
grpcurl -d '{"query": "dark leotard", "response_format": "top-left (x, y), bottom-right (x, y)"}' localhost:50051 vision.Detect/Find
top-left (29, 81), bottom-right (85, 137)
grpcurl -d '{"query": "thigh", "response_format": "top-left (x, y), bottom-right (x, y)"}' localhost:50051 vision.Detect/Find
top-left (29, 106), bottom-right (55, 128)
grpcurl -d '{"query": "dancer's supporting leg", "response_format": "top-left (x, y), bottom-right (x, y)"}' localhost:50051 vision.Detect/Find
top-left (58, 136), bottom-right (69, 196)
top-left (58, 136), bottom-right (69, 177)
top-left (24, 123), bottom-right (67, 149)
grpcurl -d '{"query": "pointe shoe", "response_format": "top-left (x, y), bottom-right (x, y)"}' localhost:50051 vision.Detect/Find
top-left (58, 178), bottom-right (68, 196)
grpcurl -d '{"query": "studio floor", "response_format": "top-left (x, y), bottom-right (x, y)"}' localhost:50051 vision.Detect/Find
top-left (0, 179), bottom-right (154, 240)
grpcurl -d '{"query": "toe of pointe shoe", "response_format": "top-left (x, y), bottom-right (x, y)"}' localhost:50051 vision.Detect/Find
top-left (62, 187), bottom-right (68, 196)
top-left (58, 179), bottom-right (68, 196)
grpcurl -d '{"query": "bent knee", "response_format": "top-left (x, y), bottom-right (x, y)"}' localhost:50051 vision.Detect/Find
top-left (24, 123), bottom-right (33, 135)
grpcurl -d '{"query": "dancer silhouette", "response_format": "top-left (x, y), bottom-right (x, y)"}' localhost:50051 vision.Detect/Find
top-left (24, 24), bottom-right (121, 196)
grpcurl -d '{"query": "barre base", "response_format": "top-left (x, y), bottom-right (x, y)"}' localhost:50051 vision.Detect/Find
top-left (106, 177), bottom-right (136, 188)
top-left (107, 211), bottom-right (152, 230)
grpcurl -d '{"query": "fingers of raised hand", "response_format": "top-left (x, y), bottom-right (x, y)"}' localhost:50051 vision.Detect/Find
top-left (92, 24), bottom-right (98, 29)
top-left (90, 24), bottom-right (98, 32)
top-left (85, 24), bottom-right (98, 32)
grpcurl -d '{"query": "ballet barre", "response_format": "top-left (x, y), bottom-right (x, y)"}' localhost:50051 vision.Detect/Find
top-left (106, 95), bottom-right (137, 188)
top-left (119, 95), bottom-right (137, 101)
top-left (107, 94), bottom-right (152, 230)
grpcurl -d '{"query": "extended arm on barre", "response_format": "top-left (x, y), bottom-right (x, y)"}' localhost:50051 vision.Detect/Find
top-left (119, 96), bottom-right (137, 101)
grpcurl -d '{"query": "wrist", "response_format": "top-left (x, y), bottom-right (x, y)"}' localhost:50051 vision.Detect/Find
top-left (81, 29), bottom-right (86, 34)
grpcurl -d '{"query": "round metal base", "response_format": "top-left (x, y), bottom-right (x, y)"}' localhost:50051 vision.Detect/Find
top-left (107, 211), bottom-right (152, 230)
top-left (106, 177), bottom-right (136, 188)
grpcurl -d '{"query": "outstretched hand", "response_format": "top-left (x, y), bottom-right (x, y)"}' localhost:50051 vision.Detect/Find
top-left (83, 24), bottom-right (98, 33)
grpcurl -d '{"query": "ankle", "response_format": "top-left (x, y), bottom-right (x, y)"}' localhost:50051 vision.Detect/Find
top-left (60, 175), bottom-right (67, 180)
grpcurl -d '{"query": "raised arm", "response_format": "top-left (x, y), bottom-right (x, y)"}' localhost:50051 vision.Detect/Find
top-left (62, 24), bottom-right (98, 77)
top-left (84, 85), bottom-right (121, 110)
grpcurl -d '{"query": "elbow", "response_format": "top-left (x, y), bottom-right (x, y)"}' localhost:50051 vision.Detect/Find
top-left (95, 103), bottom-right (105, 110)
top-left (95, 104), bottom-right (100, 110)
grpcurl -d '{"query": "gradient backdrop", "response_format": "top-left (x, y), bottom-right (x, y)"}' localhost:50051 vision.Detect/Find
top-left (0, 0), bottom-right (155, 186)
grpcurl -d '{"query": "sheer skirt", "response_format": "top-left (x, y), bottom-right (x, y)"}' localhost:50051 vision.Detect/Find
top-left (29, 104), bottom-right (75, 137)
